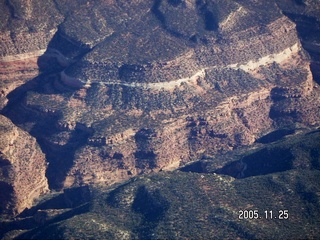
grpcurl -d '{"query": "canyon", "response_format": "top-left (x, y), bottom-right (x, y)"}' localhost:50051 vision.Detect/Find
top-left (0, 0), bottom-right (320, 238)
top-left (0, 115), bottom-right (48, 215)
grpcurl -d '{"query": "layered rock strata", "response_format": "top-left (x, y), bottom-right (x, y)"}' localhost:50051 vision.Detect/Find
top-left (1, 0), bottom-right (320, 189)
top-left (0, 0), bottom-right (63, 109)
top-left (0, 115), bottom-right (48, 215)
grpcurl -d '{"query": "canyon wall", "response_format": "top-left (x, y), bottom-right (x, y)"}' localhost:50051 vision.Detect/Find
top-left (0, 115), bottom-right (48, 215)
top-left (0, 0), bottom-right (63, 109)
top-left (0, 0), bottom-right (63, 214)
top-left (0, 0), bottom-right (319, 194)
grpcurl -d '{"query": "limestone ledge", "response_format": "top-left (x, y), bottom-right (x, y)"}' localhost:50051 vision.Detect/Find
top-left (0, 29), bottom-right (57, 57)
top-left (62, 15), bottom-right (299, 86)
top-left (63, 85), bottom-right (274, 187)
top-left (0, 48), bottom-right (49, 110)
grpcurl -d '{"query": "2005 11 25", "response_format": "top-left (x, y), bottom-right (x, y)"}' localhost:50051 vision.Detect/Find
top-left (238, 210), bottom-right (289, 220)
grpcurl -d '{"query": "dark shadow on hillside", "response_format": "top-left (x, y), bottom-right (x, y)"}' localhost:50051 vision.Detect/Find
top-left (181, 146), bottom-right (295, 179)
top-left (19, 186), bottom-right (91, 218)
top-left (179, 161), bottom-right (210, 173)
top-left (215, 148), bottom-right (294, 178)
top-left (310, 148), bottom-right (320, 170)
top-left (255, 129), bottom-right (295, 144)
top-left (196, 0), bottom-right (219, 31)
top-left (12, 203), bottom-right (90, 240)
top-left (0, 186), bottom-right (91, 238)
top-left (1, 27), bottom-right (95, 190)
top-left (151, 0), bottom-right (185, 39)
top-left (1, 73), bottom-right (92, 190)
top-left (132, 185), bottom-right (170, 239)
top-left (0, 182), bottom-right (15, 215)
top-left (36, 126), bottom-right (91, 190)
top-left (281, 11), bottom-right (320, 85)
top-left (1, 74), bottom-right (48, 121)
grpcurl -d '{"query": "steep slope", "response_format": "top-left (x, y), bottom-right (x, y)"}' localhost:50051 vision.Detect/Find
top-left (0, 0), bottom-right (63, 109)
top-left (0, 115), bottom-right (48, 215)
top-left (3, 129), bottom-right (320, 239)
top-left (1, 0), bottom-right (319, 191)
top-left (0, 1), bottom-right (319, 238)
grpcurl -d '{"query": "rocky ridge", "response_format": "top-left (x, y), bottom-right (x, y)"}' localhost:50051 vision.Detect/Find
top-left (0, 0), bottom-right (63, 109)
top-left (0, 0), bottom-right (320, 215)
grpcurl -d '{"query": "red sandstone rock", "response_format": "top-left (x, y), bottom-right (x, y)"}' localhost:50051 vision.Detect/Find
top-left (0, 0), bottom-right (319, 190)
top-left (0, 115), bottom-right (48, 215)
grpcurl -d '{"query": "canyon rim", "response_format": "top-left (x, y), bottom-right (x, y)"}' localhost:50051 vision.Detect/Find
top-left (1, 0), bottom-right (320, 239)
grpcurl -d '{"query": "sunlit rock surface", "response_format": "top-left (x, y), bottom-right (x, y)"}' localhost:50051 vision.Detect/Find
top-left (0, 115), bottom-right (48, 215)
top-left (1, 0), bottom-right (319, 190)
top-left (0, 0), bottom-right (320, 238)
top-left (0, 0), bottom-right (63, 109)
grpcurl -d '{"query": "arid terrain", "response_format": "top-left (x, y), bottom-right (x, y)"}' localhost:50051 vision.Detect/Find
top-left (0, 0), bottom-right (320, 239)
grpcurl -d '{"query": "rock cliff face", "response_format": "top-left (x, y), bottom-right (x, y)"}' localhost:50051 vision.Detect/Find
top-left (1, 0), bottom-right (320, 192)
top-left (0, 0), bottom-right (63, 109)
top-left (0, 1), bottom-right (62, 213)
top-left (0, 115), bottom-right (48, 215)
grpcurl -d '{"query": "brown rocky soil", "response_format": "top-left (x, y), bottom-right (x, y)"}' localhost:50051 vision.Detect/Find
top-left (0, 0), bottom-right (319, 216)
top-left (0, 115), bottom-right (48, 215)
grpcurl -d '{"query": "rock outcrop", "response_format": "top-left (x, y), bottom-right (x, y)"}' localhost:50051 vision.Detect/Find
top-left (0, 0), bottom-right (63, 109)
top-left (0, 115), bottom-right (48, 215)
top-left (1, 1), bottom-right (320, 238)
top-left (1, 0), bottom-right (320, 190)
